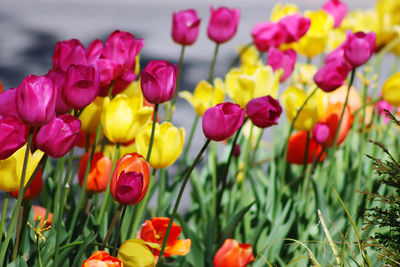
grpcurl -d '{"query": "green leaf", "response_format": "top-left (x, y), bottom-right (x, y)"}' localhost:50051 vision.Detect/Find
top-left (220, 201), bottom-right (255, 240)
top-left (71, 232), bottom-right (97, 266)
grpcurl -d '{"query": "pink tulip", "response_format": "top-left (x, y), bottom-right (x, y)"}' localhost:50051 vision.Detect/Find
top-left (278, 14), bottom-right (311, 43)
top-left (324, 43), bottom-right (346, 65)
top-left (114, 171), bottom-right (144, 205)
top-left (36, 114), bottom-right (81, 158)
top-left (246, 96), bottom-right (282, 128)
top-left (172, 9), bottom-right (201, 46)
top-left (267, 47), bottom-right (297, 82)
top-left (314, 59), bottom-right (351, 92)
top-left (207, 6), bottom-right (240, 44)
top-left (251, 22), bottom-right (286, 52)
top-left (312, 123), bottom-right (330, 144)
top-left (62, 64), bottom-right (100, 110)
top-left (0, 115), bottom-right (27, 160)
top-left (0, 88), bottom-right (18, 118)
top-left (344, 31), bottom-right (376, 68)
top-left (52, 39), bottom-right (87, 72)
top-left (16, 75), bottom-right (56, 126)
top-left (375, 99), bottom-right (396, 124)
top-left (46, 69), bottom-right (71, 115)
top-left (86, 39), bottom-right (103, 65)
top-left (202, 102), bottom-right (245, 141)
top-left (140, 60), bottom-right (178, 104)
top-left (322, 0), bottom-right (347, 28)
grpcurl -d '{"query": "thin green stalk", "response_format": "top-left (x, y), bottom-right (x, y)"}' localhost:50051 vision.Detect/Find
top-left (249, 128), bottom-right (263, 165)
top-left (240, 123), bottom-right (254, 197)
top-left (112, 205), bottom-right (127, 256)
top-left (302, 132), bottom-right (311, 176)
top-left (157, 139), bottom-right (211, 264)
top-left (12, 206), bottom-right (24, 260)
top-left (36, 234), bottom-right (43, 267)
top-left (169, 45), bottom-right (186, 121)
top-left (146, 104), bottom-right (159, 162)
top-left (208, 44), bottom-right (220, 83)
top-left (0, 193), bottom-right (9, 241)
top-left (157, 169), bottom-right (165, 215)
top-left (101, 204), bottom-right (123, 250)
top-left (53, 156), bottom-right (66, 220)
top-left (211, 142), bottom-right (218, 217)
top-left (177, 115), bottom-right (199, 174)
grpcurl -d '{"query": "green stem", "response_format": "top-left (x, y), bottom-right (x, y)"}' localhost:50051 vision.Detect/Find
top-left (208, 44), bottom-right (220, 83)
top-left (146, 104), bottom-right (159, 162)
top-left (177, 115), bottom-right (199, 175)
top-left (249, 128), bottom-right (263, 165)
top-left (0, 193), bottom-right (9, 241)
top-left (211, 142), bottom-right (218, 217)
top-left (169, 45), bottom-right (186, 121)
top-left (36, 234), bottom-right (43, 267)
top-left (12, 205), bottom-right (24, 260)
top-left (157, 139), bottom-right (211, 263)
top-left (112, 205), bottom-right (127, 256)
top-left (101, 204), bottom-right (123, 250)
top-left (302, 131), bottom-right (311, 175)
top-left (53, 156), bottom-right (66, 220)
top-left (240, 123), bottom-right (254, 197)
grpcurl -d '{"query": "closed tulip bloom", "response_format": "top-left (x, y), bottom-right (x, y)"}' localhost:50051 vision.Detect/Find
top-left (207, 6), bottom-right (240, 44)
top-left (323, 0), bottom-right (347, 28)
top-left (344, 31), bottom-right (376, 68)
top-left (172, 9), bottom-right (201, 46)
top-left (278, 13), bottom-right (311, 43)
top-left (213, 239), bottom-right (254, 267)
top-left (36, 115), bottom-right (81, 158)
top-left (82, 251), bottom-right (123, 267)
top-left (16, 75), bottom-right (56, 126)
top-left (10, 169), bottom-right (43, 200)
top-left (52, 39), bottom-right (86, 72)
top-left (140, 217), bottom-right (191, 257)
top-left (312, 122), bottom-right (330, 144)
top-left (0, 88), bottom-right (18, 118)
top-left (267, 47), bottom-right (297, 82)
top-left (79, 97), bottom-right (105, 133)
top-left (46, 69), bottom-right (71, 114)
top-left (135, 122), bottom-right (185, 169)
top-left (0, 145), bottom-right (43, 192)
top-left (251, 22), bottom-right (287, 52)
top-left (0, 115), bottom-right (27, 160)
top-left (78, 152), bottom-right (112, 193)
top-left (86, 39), bottom-right (103, 65)
top-left (382, 72), bottom-right (400, 106)
top-left (179, 78), bottom-right (225, 116)
top-left (314, 59), bottom-right (351, 92)
top-left (140, 60), bottom-right (178, 104)
top-left (101, 94), bottom-right (153, 143)
top-left (118, 239), bottom-right (157, 267)
top-left (33, 206), bottom-right (53, 228)
top-left (202, 102), bottom-right (245, 141)
top-left (246, 96), bottom-right (282, 128)
top-left (63, 64), bottom-right (100, 110)
top-left (110, 153), bottom-right (150, 205)
top-left (287, 131), bottom-right (325, 164)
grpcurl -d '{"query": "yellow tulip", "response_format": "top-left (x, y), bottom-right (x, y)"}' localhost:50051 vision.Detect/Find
top-left (226, 65), bottom-right (282, 108)
top-left (376, 0), bottom-right (400, 54)
top-left (270, 3), bottom-right (299, 21)
top-left (101, 94), bottom-right (153, 143)
top-left (0, 145), bottom-right (44, 192)
top-left (292, 63), bottom-right (317, 88)
top-left (326, 28), bottom-right (346, 53)
top-left (135, 54), bottom-right (141, 77)
top-left (135, 122), bottom-right (185, 169)
top-left (280, 86), bottom-right (327, 131)
top-left (79, 97), bottom-right (105, 133)
top-left (238, 44), bottom-right (262, 67)
top-left (341, 9), bottom-right (379, 33)
top-left (294, 10), bottom-right (334, 58)
top-left (118, 239), bottom-right (159, 267)
top-left (382, 72), bottom-right (400, 106)
top-left (179, 78), bottom-right (225, 116)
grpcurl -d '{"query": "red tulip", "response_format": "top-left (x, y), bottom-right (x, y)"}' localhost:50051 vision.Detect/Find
top-left (246, 95), bottom-right (282, 128)
top-left (251, 22), bottom-right (286, 52)
top-left (287, 131), bottom-right (326, 165)
top-left (314, 59), bottom-right (351, 92)
top-left (207, 6), bottom-right (240, 44)
top-left (213, 239), bottom-right (254, 267)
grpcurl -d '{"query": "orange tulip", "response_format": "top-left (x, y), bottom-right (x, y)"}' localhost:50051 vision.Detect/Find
top-left (140, 217), bottom-right (191, 257)
top-left (78, 152), bottom-right (112, 193)
top-left (213, 239), bottom-right (254, 267)
top-left (82, 251), bottom-right (123, 267)
top-left (286, 131), bottom-right (326, 165)
top-left (327, 84), bottom-right (361, 114)
top-left (10, 169), bottom-right (43, 200)
top-left (33, 205), bottom-right (53, 228)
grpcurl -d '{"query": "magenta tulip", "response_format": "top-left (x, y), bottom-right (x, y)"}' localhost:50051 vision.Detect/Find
top-left (344, 31), bottom-right (376, 68)
top-left (86, 39), bottom-right (103, 65)
top-left (52, 39), bottom-right (87, 72)
top-left (0, 115), bottom-right (27, 160)
top-left (246, 96), bottom-right (282, 128)
top-left (314, 59), bottom-right (351, 92)
top-left (251, 22), bottom-right (287, 52)
top-left (16, 75), bottom-right (56, 126)
top-left (312, 123), bottom-right (330, 144)
top-left (202, 102), bottom-right (245, 141)
top-left (172, 9), bottom-right (201, 46)
top-left (62, 64), bottom-right (100, 110)
top-left (36, 114), bottom-right (81, 158)
top-left (46, 69), bottom-right (71, 115)
top-left (207, 6), bottom-right (240, 44)
top-left (0, 88), bottom-right (18, 118)
top-left (278, 14), bottom-right (311, 43)
top-left (322, 0), bottom-right (347, 28)
top-left (140, 60), bottom-right (178, 104)
top-left (267, 47), bottom-right (297, 82)
top-left (114, 170), bottom-right (144, 205)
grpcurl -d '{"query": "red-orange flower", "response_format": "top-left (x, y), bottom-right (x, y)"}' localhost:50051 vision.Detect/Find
top-left (110, 153), bottom-right (150, 205)
top-left (140, 217), bottom-right (191, 257)
top-left (33, 205), bottom-right (53, 228)
top-left (10, 169), bottom-right (43, 200)
top-left (78, 151), bottom-right (112, 193)
top-left (213, 239), bottom-right (254, 267)
top-left (287, 131), bottom-right (326, 165)
top-left (82, 251), bottom-right (123, 267)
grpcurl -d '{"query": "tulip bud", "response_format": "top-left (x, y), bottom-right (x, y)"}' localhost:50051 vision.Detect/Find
top-left (78, 152), bottom-right (112, 193)
top-left (267, 47), bottom-right (297, 82)
top-left (62, 64), bottom-right (100, 110)
top-left (312, 123), bottom-right (330, 144)
top-left (251, 22), bottom-right (286, 52)
top-left (213, 239), bottom-right (254, 267)
top-left (36, 115), bottom-right (81, 158)
top-left (46, 69), bottom-right (71, 114)
top-left (322, 0), bottom-right (348, 28)
top-left (344, 31), bottom-right (375, 68)
top-left (10, 169), bottom-right (43, 200)
top-left (172, 9), bottom-right (201, 46)
top-left (245, 96), bottom-right (282, 128)
top-left (16, 75), bottom-right (56, 126)
top-left (314, 59), bottom-right (351, 92)
top-left (202, 102), bottom-right (245, 141)
top-left (52, 39), bottom-right (86, 72)
top-left (207, 6), bottom-right (240, 44)
top-left (110, 153), bottom-right (150, 206)
top-left (278, 13), bottom-right (311, 43)
top-left (0, 88), bottom-right (18, 118)
top-left (0, 115), bottom-right (27, 160)
top-left (140, 60), bottom-right (178, 104)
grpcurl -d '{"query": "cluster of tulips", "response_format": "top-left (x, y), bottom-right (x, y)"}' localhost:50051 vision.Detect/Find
top-left (1, 0), bottom-right (400, 266)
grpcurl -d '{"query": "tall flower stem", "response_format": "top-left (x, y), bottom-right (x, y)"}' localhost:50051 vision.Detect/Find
top-left (146, 104), bottom-right (159, 162)
top-left (0, 193), bottom-right (9, 241)
top-left (101, 204), bottom-right (123, 250)
top-left (112, 205), bottom-right (127, 255)
top-left (208, 44), bottom-right (220, 83)
top-left (157, 139), bottom-right (211, 264)
top-left (177, 115), bottom-right (199, 175)
top-left (169, 45), bottom-right (186, 121)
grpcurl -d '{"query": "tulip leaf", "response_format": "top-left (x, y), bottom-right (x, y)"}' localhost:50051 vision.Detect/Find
top-left (311, 177), bottom-right (329, 219)
top-left (71, 232), bottom-right (98, 266)
top-left (220, 201), bottom-right (255, 240)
